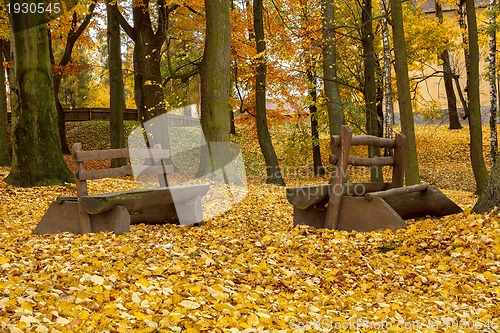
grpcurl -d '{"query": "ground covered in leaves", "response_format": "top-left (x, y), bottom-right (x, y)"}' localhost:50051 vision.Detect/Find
top-left (0, 124), bottom-right (499, 332)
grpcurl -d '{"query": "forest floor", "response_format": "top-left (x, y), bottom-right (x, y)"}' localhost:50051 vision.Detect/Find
top-left (0, 123), bottom-right (499, 332)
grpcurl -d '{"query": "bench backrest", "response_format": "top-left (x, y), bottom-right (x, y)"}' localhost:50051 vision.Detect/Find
top-left (72, 142), bottom-right (173, 197)
top-left (330, 125), bottom-right (406, 191)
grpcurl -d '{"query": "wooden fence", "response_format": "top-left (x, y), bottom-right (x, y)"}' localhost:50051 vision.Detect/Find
top-left (6, 108), bottom-right (200, 127)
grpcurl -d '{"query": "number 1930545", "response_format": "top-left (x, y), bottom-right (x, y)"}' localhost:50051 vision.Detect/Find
top-left (7, 2), bottom-right (61, 14)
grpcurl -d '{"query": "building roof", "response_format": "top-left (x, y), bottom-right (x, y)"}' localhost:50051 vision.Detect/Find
top-left (417, 0), bottom-right (489, 13)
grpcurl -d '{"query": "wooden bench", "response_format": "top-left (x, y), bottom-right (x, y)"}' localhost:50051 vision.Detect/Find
top-left (286, 125), bottom-right (462, 232)
top-left (34, 143), bottom-right (209, 234)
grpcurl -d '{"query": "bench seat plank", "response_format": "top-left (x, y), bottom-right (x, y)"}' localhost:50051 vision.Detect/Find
top-left (81, 184), bottom-right (210, 215)
top-left (286, 183), bottom-right (390, 210)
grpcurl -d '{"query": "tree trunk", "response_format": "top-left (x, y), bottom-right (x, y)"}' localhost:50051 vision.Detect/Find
top-left (321, 0), bottom-right (344, 143)
top-left (307, 70), bottom-right (325, 175)
top-left (380, 0), bottom-right (393, 142)
top-left (457, 1), bottom-right (470, 118)
top-left (362, 0), bottom-right (383, 182)
top-left (465, 0), bottom-right (489, 194)
top-left (53, 76), bottom-right (70, 154)
top-left (472, 159), bottom-right (500, 213)
top-left (253, 0), bottom-right (285, 185)
top-left (117, 1), bottom-right (178, 123)
top-left (435, 1), bottom-right (462, 130)
top-left (200, 0), bottom-right (231, 143)
top-left (6, 0), bottom-right (73, 186)
top-left (0, 41), bottom-right (10, 166)
top-left (132, 29), bottom-right (164, 122)
top-left (48, 4), bottom-right (96, 154)
top-left (107, 1), bottom-right (125, 168)
top-left (376, 60), bottom-right (384, 138)
top-left (389, 0), bottom-right (420, 185)
top-left (131, 0), bottom-right (173, 122)
top-left (488, 0), bottom-right (498, 166)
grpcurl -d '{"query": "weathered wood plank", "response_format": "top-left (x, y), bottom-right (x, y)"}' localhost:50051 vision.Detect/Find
top-left (76, 165), bottom-right (175, 181)
top-left (383, 185), bottom-right (462, 219)
top-left (348, 155), bottom-right (395, 167)
top-left (331, 134), bottom-right (396, 148)
top-left (80, 184), bottom-right (210, 215)
top-left (365, 183), bottom-right (429, 201)
top-left (74, 148), bottom-right (171, 162)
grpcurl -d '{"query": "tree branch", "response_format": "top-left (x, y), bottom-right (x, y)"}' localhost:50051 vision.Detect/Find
top-left (59, 0), bottom-right (97, 66)
top-left (116, 4), bottom-right (136, 41)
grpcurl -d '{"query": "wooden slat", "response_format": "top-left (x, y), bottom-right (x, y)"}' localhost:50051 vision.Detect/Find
top-left (133, 165), bottom-right (175, 175)
top-left (129, 148), bottom-right (171, 159)
top-left (364, 183), bottom-right (429, 201)
top-left (348, 155), bottom-right (395, 166)
top-left (77, 166), bottom-right (134, 180)
top-left (77, 165), bottom-right (175, 181)
top-left (74, 148), bottom-right (170, 162)
top-left (350, 135), bottom-right (396, 148)
top-left (331, 135), bottom-right (396, 148)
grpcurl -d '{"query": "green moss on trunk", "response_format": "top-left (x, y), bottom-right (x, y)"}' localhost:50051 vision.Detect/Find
top-left (5, 1), bottom-right (73, 187)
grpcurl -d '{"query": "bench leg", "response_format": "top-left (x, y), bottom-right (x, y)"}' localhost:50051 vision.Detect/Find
top-left (175, 196), bottom-right (204, 226)
top-left (78, 205), bottom-right (93, 234)
top-left (91, 206), bottom-right (131, 234)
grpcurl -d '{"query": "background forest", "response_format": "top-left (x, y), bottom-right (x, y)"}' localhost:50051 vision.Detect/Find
top-left (1, 0), bottom-right (500, 331)
top-left (2, 0), bottom-right (500, 195)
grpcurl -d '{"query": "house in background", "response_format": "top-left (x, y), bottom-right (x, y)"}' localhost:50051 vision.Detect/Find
top-left (410, 0), bottom-right (492, 123)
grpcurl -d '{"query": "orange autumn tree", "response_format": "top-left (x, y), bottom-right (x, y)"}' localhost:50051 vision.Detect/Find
top-left (48, 0), bottom-right (97, 153)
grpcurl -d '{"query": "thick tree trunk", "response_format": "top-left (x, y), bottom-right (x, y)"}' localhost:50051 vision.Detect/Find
top-left (465, 0), bottom-right (489, 194)
top-left (307, 70), bottom-right (325, 175)
top-left (488, 0), bottom-right (498, 166)
top-left (472, 159), bottom-right (500, 213)
top-left (6, 0), bottom-right (73, 186)
top-left (132, 0), bottom-right (167, 122)
top-left (253, 0), bottom-right (285, 185)
top-left (389, 0), bottom-right (420, 185)
top-left (116, 1), bottom-right (178, 123)
top-left (321, 0), bottom-right (344, 142)
top-left (0, 42), bottom-right (10, 166)
top-left (107, 1), bottom-right (125, 168)
top-left (435, 1), bottom-right (462, 130)
top-left (201, 0), bottom-right (231, 144)
top-left (380, 0), bottom-right (393, 142)
top-left (132, 34), bottom-right (164, 122)
top-left (362, 0), bottom-right (383, 182)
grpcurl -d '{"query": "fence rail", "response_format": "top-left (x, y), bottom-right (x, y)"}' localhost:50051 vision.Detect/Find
top-left (6, 108), bottom-right (201, 127)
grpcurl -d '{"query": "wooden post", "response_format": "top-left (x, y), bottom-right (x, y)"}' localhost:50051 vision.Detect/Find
top-left (151, 144), bottom-right (169, 187)
top-left (325, 125), bottom-right (352, 229)
top-left (390, 133), bottom-right (406, 188)
top-left (72, 143), bottom-right (92, 233)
